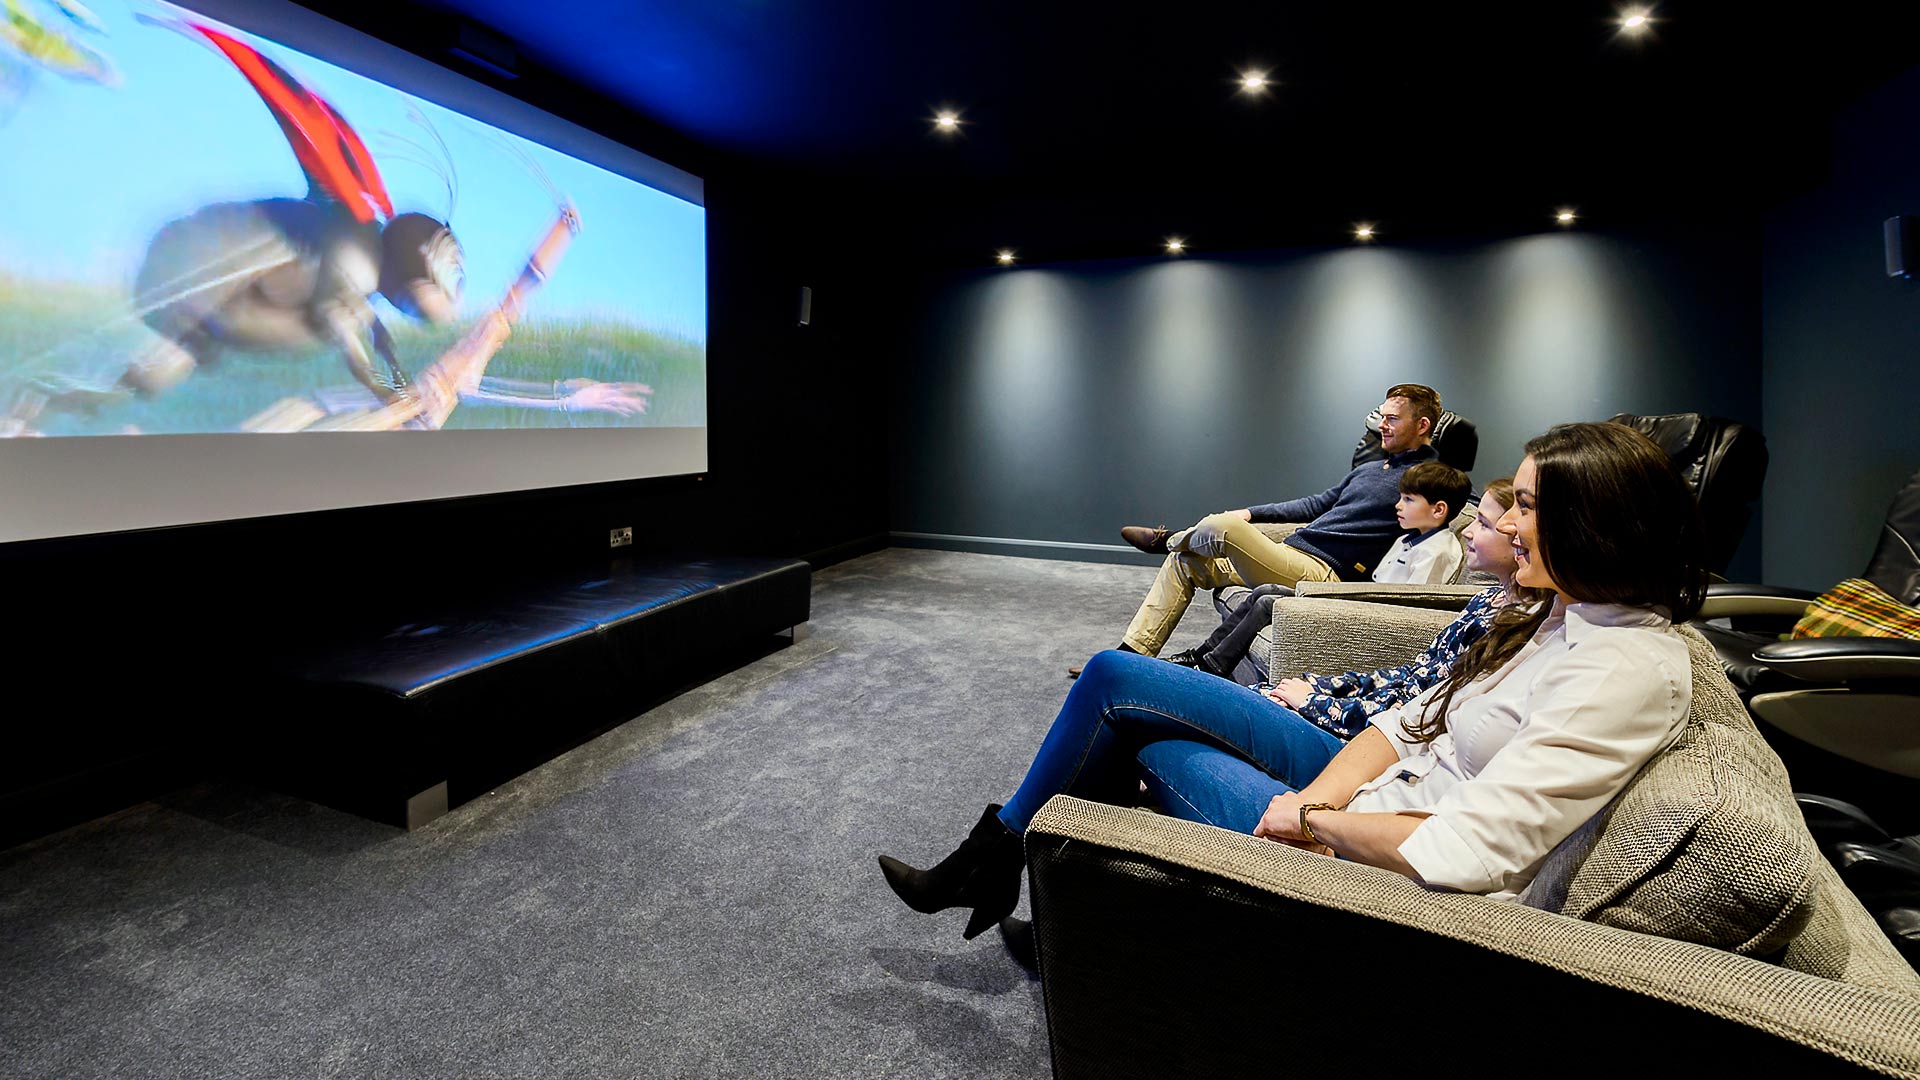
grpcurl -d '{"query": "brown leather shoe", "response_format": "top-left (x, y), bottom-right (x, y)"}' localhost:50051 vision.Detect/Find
top-left (1066, 664), bottom-right (1083, 679)
top-left (1120, 525), bottom-right (1171, 555)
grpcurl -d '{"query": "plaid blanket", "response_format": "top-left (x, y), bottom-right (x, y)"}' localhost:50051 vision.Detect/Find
top-left (1792, 577), bottom-right (1920, 640)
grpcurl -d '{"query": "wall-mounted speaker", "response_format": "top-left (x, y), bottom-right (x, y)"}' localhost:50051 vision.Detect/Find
top-left (1886, 216), bottom-right (1912, 279)
top-left (798, 286), bottom-right (813, 327)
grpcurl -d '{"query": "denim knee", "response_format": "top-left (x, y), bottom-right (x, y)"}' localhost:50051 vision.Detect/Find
top-left (1079, 648), bottom-right (1137, 687)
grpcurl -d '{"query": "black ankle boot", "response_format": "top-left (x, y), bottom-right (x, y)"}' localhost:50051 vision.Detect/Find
top-left (878, 803), bottom-right (1024, 940)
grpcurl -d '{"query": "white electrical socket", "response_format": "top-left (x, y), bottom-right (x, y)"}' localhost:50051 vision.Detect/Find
top-left (610, 526), bottom-right (634, 548)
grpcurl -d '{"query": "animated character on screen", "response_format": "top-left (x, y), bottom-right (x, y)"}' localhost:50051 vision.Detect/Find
top-left (83, 20), bottom-right (459, 408)
top-left (11, 11), bottom-right (652, 435)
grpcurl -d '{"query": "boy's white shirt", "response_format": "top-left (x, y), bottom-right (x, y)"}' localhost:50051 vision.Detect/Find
top-left (1373, 527), bottom-right (1464, 584)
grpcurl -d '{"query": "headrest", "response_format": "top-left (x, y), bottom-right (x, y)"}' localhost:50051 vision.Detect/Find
top-left (1608, 412), bottom-right (1715, 488)
top-left (1608, 412), bottom-right (1769, 574)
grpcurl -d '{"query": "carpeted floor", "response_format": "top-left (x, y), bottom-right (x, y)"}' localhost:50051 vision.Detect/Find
top-left (0, 547), bottom-right (1223, 1079)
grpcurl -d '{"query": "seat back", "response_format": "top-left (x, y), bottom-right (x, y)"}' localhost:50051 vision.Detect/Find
top-left (1865, 468), bottom-right (1920, 607)
top-left (1521, 626), bottom-right (1920, 990)
top-left (1352, 409), bottom-right (1478, 472)
top-left (1608, 412), bottom-right (1768, 575)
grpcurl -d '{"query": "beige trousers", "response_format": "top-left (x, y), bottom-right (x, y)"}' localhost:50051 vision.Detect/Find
top-left (1121, 514), bottom-right (1338, 655)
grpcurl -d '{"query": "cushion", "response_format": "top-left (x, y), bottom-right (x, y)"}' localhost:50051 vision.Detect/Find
top-left (1517, 627), bottom-right (1816, 956)
top-left (1792, 577), bottom-right (1920, 641)
top-left (1267, 596), bottom-right (1455, 709)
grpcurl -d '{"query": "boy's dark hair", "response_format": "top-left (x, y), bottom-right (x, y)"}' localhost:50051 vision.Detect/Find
top-left (1399, 462), bottom-right (1473, 526)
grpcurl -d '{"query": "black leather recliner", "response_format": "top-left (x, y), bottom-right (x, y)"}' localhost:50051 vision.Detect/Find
top-left (1695, 468), bottom-right (1920, 965)
top-left (1870, 467), bottom-right (1920, 606)
top-left (1696, 468), bottom-right (1920, 831)
top-left (1608, 412), bottom-right (1769, 577)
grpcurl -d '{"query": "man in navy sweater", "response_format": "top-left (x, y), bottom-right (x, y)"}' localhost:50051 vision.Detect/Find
top-left (1108, 383), bottom-right (1442, 662)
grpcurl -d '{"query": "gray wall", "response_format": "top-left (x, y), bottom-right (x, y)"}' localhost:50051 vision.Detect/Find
top-left (890, 226), bottom-right (1764, 581)
top-left (1763, 66), bottom-right (1920, 590)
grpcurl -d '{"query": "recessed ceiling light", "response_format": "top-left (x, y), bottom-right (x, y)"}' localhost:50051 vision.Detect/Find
top-left (1619, 7), bottom-right (1653, 33)
top-left (996, 249), bottom-right (1017, 265)
top-left (1353, 223), bottom-right (1375, 242)
top-left (1165, 237), bottom-right (1187, 254)
top-left (1555, 208), bottom-right (1578, 226)
top-left (933, 110), bottom-right (961, 133)
top-left (1239, 70), bottom-right (1270, 93)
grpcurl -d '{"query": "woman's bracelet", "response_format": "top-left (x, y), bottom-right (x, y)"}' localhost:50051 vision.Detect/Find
top-left (1298, 802), bottom-right (1338, 845)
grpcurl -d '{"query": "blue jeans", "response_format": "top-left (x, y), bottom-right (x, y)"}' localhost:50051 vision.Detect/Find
top-left (999, 649), bottom-right (1348, 836)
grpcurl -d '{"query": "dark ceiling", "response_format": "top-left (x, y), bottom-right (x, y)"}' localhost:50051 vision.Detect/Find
top-left (311, 0), bottom-right (1920, 260)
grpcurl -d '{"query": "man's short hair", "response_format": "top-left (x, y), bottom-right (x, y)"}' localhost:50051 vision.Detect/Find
top-left (1399, 462), bottom-right (1473, 525)
top-left (1385, 383), bottom-right (1442, 432)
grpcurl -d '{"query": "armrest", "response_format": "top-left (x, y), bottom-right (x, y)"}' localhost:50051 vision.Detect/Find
top-left (1753, 637), bottom-right (1920, 683)
top-left (1798, 794), bottom-right (1897, 850)
top-left (1699, 583), bottom-right (1821, 620)
top-left (1026, 797), bottom-right (1920, 1077)
top-left (1293, 580), bottom-right (1482, 611)
top-left (1268, 596), bottom-right (1451, 681)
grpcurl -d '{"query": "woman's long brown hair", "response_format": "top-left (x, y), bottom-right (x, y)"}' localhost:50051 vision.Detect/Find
top-left (1400, 422), bottom-right (1708, 744)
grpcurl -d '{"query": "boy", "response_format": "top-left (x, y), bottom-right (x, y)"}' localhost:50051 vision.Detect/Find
top-left (1168, 462), bottom-right (1474, 678)
top-left (1372, 461), bottom-right (1471, 585)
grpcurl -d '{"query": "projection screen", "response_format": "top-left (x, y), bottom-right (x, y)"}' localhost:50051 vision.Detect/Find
top-left (0, 0), bottom-right (706, 543)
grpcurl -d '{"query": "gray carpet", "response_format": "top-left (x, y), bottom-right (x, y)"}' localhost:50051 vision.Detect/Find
top-left (0, 547), bottom-right (1223, 1079)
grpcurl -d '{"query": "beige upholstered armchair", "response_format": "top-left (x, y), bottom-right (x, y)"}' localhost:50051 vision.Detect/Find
top-left (1025, 597), bottom-right (1920, 1078)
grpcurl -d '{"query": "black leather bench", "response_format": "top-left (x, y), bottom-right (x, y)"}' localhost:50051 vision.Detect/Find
top-left (261, 554), bottom-right (811, 828)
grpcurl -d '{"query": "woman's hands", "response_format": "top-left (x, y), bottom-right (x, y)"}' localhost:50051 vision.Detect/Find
top-left (1253, 792), bottom-right (1333, 855)
top-left (1246, 730), bottom-right (1403, 865)
top-left (1264, 678), bottom-right (1313, 709)
top-left (1255, 792), bottom-right (1422, 874)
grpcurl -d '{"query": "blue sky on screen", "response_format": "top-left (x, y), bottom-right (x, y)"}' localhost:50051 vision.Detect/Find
top-left (0, 0), bottom-right (706, 341)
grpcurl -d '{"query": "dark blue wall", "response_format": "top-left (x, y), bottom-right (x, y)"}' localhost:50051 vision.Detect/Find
top-left (890, 225), bottom-right (1764, 581)
top-left (1764, 67), bottom-right (1920, 590)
